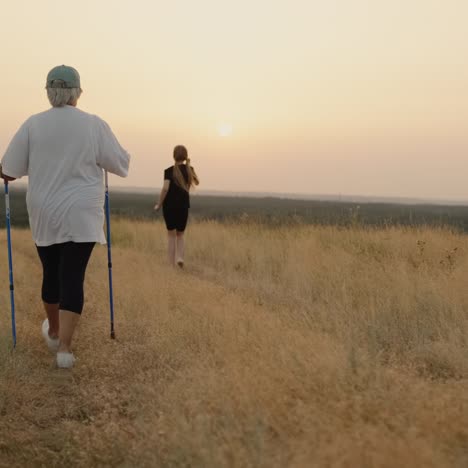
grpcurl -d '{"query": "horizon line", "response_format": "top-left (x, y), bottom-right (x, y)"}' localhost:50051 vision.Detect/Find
top-left (8, 181), bottom-right (468, 206)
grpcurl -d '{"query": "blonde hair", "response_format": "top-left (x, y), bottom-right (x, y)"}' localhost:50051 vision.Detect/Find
top-left (46, 86), bottom-right (82, 107)
top-left (172, 145), bottom-right (199, 191)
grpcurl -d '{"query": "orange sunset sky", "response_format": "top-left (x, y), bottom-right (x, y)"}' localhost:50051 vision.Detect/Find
top-left (0, 0), bottom-right (467, 199)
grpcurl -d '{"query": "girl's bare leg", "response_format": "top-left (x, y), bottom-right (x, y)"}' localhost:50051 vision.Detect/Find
top-left (176, 231), bottom-right (185, 267)
top-left (168, 230), bottom-right (176, 266)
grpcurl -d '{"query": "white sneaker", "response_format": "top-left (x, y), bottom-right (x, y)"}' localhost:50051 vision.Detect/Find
top-left (42, 319), bottom-right (59, 352)
top-left (56, 352), bottom-right (76, 369)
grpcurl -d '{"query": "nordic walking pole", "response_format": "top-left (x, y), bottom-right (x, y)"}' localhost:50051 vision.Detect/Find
top-left (4, 180), bottom-right (17, 347)
top-left (104, 171), bottom-right (115, 339)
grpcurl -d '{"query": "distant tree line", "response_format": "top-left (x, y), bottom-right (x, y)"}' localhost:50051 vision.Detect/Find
top-left (1, 186), bottom-right (468, 232)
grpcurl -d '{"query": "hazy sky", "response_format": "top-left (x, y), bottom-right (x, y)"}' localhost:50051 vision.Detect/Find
top-left (1, 0), bottom-right (467, 199)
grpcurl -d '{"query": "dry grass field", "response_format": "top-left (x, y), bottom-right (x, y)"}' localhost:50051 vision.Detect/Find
top-left (1, 219), bottom-right (468, 467)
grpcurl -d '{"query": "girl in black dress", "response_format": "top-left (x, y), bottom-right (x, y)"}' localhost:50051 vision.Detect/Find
top-left (154, 145), bottom-right (199, 267)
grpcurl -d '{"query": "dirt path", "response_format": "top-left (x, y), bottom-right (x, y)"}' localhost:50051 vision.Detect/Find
top-left (0, 230), bottom-right (293, 467)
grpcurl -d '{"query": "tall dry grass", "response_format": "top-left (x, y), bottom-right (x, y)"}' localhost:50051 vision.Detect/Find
top-left (1, 219), bottom-right (468, 467)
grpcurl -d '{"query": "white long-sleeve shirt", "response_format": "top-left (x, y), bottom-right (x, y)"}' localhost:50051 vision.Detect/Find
top-left (1, 106), bottom-right (130, 246)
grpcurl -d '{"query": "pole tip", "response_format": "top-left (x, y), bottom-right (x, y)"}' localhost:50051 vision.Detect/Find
top-left (110, 331), bottom-right (116, 339)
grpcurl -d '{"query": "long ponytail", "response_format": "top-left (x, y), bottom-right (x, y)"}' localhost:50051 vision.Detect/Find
top-left (186, 158), bottom-right (199, 188)
top-left (172, 146), bottom-right (199, 191)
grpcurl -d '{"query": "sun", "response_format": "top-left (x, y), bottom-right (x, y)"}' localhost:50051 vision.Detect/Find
top-left (217, 123), bottom-right (233, 137)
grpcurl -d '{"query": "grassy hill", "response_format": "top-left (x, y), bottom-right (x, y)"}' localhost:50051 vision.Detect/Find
top-left (1, 219), bottom-right (468, 466)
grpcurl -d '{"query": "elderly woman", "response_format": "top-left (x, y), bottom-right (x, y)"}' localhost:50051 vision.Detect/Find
top-left (0, 65), bottom-right (130, 369)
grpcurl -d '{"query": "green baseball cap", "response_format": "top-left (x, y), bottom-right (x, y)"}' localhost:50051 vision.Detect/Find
top-left (46, 65), bottom-right (81, 89)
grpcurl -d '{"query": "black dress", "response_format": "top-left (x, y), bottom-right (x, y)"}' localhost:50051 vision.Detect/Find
top-left (162, 165), bottom-right (190, 231)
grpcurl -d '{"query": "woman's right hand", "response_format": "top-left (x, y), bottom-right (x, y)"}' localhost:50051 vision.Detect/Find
top-left (154, 204), bottom-right (160, 211)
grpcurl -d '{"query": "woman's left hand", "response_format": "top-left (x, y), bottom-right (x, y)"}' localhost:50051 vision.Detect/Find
top-left (0, 165), bottom-right (16, 182)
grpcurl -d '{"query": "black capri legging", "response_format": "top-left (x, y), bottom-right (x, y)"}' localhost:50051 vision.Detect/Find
top-left (36, 242), bottom-right (95, 314)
